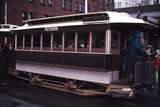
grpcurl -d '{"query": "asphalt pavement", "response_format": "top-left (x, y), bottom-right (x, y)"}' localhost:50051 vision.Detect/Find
top-left (0, 77), bottom-right (160, 107)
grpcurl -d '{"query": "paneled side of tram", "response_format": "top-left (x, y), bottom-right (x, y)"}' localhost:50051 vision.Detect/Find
top-left (14, 12), bottom-right (123, 85)
top-left (15, 11), bottom-right (158, 85)
top-left (15, 25), bottom-right (120, 74)
top-left (13, 12), bottom-right (160, 96)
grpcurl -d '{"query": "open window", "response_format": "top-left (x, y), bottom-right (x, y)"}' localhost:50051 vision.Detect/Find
top-left (17, 34), bottom-right (23, 49)
top-left (43, 32), bottom-right (51, 51)
top-left (53, 32), bottom-right (62, 51)
top-left (77, 32), bottom-right (89, 52)
top-left (110, 31), bottom-right (120, 54)
top-left (92, 31), bottom-right (105, 53)
top-left (24, 34), bottom-right (31, 50)
top-left (64, 32), bottom-right (75, 52)
top-left (33, 33), bottom-right (40, 50)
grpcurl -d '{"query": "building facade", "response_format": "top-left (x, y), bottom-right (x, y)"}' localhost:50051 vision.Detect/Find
top-left (114, 0), bottom-right (160, 9)
top-left (0, 0), bottom-right (114, 25)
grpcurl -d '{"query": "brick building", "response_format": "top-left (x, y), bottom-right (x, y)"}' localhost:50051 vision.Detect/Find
top-left (0, 0), bottom-right (114, 25)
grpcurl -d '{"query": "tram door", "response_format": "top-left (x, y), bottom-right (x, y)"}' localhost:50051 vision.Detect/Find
top-left (119, 31), bottom-right (130, 79)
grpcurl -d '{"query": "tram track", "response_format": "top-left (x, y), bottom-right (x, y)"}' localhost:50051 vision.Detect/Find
top-left (0, 77), bottom-right (153, 107)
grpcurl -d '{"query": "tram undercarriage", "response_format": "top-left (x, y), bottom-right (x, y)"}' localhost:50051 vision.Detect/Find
top-left (12, 61), bottom-right (133, 97)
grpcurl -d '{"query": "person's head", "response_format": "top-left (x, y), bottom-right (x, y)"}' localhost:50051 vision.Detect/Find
top-left (156, 49), bottom-right (160, 55)
top-left (131, 31), bottom-right (144, 44)
top-left (131, 31), bottom-right (142, 39)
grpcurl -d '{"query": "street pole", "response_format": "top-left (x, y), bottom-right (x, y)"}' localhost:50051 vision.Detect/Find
top-left (85, 0), bottom-right (88, 14)
top-left (4, 0), bottom-right (7, 24)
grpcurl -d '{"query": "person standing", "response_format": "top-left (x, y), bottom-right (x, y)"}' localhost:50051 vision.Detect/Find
top-left (154, 49), bottom-right (160, 94)
top-left (126, 31), bottom-right (145, 87)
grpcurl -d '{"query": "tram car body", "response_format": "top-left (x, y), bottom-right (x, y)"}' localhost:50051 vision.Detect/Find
top-left (13, 11), bottom-right (158, 96)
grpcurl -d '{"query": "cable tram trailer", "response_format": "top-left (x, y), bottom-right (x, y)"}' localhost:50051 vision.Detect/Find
top-left (11, 11), bottom-right (158, 97)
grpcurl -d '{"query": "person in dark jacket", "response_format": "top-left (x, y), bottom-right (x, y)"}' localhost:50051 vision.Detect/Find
top-left (0, 43), bottom-right (10, 79)
top-left (126, 31), bottom-right (145, 86)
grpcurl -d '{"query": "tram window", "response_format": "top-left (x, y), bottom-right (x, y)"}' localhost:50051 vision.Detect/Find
top-left (17, 34), bottom-right (23, 49)
top-left (43, 32), bottom-right (51, 51)
top-left (6, 35), bottom-right (12, 45)
top-left (24, 34), bottom-right (31, 50)
top-left (33, 33), bottom-right (40, 50)
top-left (53, 32), bottom-right (62, 51)
top-left (111, 31), bottom-right (120, 54)
top-left (64, 32), bottom-right (75, 51)
top-left (92, 31), bottom-right (105, 53)
top-left (77, 32), bottom-right (89, 52)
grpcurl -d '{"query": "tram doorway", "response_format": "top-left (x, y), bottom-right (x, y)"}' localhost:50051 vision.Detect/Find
top-left (119, 31), bottom-right (129, 79)
top-left (118, 29), bottom-right (159, 87)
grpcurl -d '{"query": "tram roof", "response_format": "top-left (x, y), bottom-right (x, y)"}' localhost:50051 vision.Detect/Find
top-left (0, 24), bottom-right (19, 32)
top-left (14, 11), bottom-right (157, 31)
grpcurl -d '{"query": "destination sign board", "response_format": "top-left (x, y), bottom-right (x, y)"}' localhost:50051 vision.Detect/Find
top-left (44, 27), bottom-right (58, 31)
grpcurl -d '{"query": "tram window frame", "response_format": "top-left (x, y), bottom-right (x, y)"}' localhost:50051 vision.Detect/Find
top-left (33, 33), bottom-right (40, 50)
top-left (43, 32), bottom-right (51, 51)
top-left (53, 32), bottom-right (62, 51)
top-left (77, 32), bottom-right (89, 52)
top-left (64, 32), bottom-right (75, 52)
top-left (110, 31), bottom-right (120, 54)
top-left (24, 34), bottom-right (31, 50)
top-left (17, 34), bottom-right (23, 50)
top-left (92, 31), bottom-right (105, 53)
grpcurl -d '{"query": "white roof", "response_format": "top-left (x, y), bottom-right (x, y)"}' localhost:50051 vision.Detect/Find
top-left (14, 11), bottom-right (154, 31)
top-left (107, 11), bottom-right (145, 23)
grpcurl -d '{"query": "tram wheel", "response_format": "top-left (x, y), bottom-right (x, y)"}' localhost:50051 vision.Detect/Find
top-left (65, 79), bottom-right (77, 89)
top-left (28, 72), bottom-right (40, 82)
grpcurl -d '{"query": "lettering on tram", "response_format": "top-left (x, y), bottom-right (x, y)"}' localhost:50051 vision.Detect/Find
top-left (44, 27), bottom-right (58, 31)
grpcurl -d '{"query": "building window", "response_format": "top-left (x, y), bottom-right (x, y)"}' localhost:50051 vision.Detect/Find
top-left (105, 0), bottom-right (108, 4)
top-left (93, 6), bottom-right (96, 12)
top-left (153, 0), bottom-right (159, 4)
top-left (74, 1), bottom-right (78, 11)
top-left (79, 3), bottom-right (83, 12)
top-left (48, 0), bottom-right (52, 7)
top-left (62, 0), bottom-right (66, 9)
top-left (117, 2), bottom-right (121, 8)
top-left (40, 0), bottom-right (45, 5)
top-left (68, 0), bottom-right (72, 10)
top-left (22, 11), bottom-right (27, 20)
top-left (44, 14), bottom-right (49, 17)
top-left (28, 0), bottom-right (33, 3)
top-left (82, 3), bottom-right (85, 12)
top-left (88, 4), bottom-right (90, 12)
top-left (28, 12), bottom-right (33, 19)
